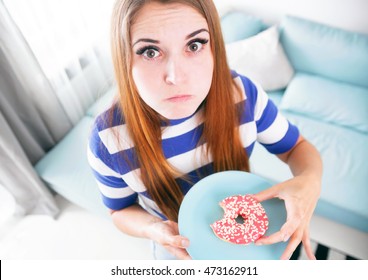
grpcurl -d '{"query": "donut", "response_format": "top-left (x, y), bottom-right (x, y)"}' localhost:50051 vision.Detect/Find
top-left (210, 194), bottom-right (269, 245)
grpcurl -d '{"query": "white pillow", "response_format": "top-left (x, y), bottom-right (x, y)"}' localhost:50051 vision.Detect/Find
top-left (226, 26), bottom-right (294, 91)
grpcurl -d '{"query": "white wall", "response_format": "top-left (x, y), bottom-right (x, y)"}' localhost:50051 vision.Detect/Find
top-left (214, 0), bottom-right (368, 35)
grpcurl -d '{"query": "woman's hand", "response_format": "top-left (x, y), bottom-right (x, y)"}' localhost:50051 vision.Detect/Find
top-left (146, 220), bottom-right (191, 260)
top-left (253, 135), bottom-right (322, 260)
top-left (253, 174), bottom-right (321, 260)
top-left (110, 204), bottom-right (190, 260)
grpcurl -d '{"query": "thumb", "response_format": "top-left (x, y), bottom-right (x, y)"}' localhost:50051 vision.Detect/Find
top-left (252, 183), bottom-right (282, 202)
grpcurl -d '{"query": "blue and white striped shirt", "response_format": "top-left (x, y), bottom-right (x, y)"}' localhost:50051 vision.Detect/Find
top-left (87, 73), bottom-right (299, 219)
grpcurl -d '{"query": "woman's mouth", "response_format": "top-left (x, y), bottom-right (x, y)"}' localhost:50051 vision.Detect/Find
top-left (166, 95), bottom-right (193, 103)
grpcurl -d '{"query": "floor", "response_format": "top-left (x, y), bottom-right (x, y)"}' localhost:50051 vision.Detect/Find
top-left (0, 194), bottom-right (363, 260)
top-left (0, 195), bottom-right (153, 260)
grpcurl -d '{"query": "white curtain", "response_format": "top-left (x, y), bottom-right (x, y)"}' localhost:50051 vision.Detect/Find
top-left (0, 111), bottom-right (59, 217)
top-left (0, 0), bottom-right (115, 218)
top-left (4, 0), bottom-right (115, 124)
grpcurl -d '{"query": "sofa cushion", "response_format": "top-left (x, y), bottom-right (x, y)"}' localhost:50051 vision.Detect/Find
top-left (280, 15), bottom-right (368, 88)
top-left (280, 73), bottom-right (368, 134)
top-left (226, 26), bottom-right (294, 91)
top-left (35, 117), bottom-right (109, 218)
top-left (221, 11), bottom-right (264, 43)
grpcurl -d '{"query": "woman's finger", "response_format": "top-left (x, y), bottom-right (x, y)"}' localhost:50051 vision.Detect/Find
top-left (252, 182), bottom-right (283, 202)
top-left (282, 221), bottom-right (315, 260)
top-left (302, 239), bottom-right (316, 260)
top-left (256, 214), bottom-right (300, 245)
top-left (165, 246), bottom-right (192, 260)
top-left (279, 234), bottom-right (302, 260)
top-left (166, 234), bottom-right (190, 249)
top-left (255, 230), bottom-right (285, 245)
top-left (301, 225), bottom-right (316, 260)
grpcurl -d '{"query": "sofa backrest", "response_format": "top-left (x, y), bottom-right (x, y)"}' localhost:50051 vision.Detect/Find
top-left (221, 11), bottom-right (266, 43)
top-left (280, 15), bottom-right (368, 88)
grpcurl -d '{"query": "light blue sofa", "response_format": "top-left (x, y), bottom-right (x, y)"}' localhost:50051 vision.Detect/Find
top-left (35, 14), bottom-right (368, 258)
top-left (35, 88), bottom-right (115, 218)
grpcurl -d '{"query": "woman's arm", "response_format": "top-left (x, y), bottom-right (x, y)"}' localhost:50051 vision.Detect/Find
top-left (253, 135), bottom-right (322, 260)
top-left (277, 135), bottom-right (322, 181)
top-left (110, 204), bottom-right (191, 259)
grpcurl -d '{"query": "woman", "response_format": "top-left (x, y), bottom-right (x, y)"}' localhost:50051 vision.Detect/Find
top-left (88, 0), bottom-right (322, 260)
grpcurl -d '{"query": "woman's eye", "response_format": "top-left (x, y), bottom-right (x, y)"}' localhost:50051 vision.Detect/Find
top-left (188, 42), bottom-right (203, 52)
top-left (136, 46), bottom-right (160, 59)
top-left (143, 48), bottom-right (160, 59)
top-left (187, 39), bottom-right (208, 53)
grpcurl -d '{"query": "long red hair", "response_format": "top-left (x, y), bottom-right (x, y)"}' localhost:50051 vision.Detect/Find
top-left (110, 0), bottom-right (249, 221)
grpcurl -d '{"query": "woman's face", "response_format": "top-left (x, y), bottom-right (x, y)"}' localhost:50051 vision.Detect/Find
top-left (131, 2), bottom-right (214, 120)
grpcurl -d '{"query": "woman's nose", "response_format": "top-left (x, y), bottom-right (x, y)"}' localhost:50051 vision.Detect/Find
top-left (164, 56), bottom-right (186, 85)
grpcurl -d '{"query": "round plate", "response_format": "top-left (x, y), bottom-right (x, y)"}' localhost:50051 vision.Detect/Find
top-left (178, 170), bottom-right (287, 260)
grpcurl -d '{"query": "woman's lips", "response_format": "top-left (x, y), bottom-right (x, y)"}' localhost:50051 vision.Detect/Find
top-left (166, 95), bottom-right (193, 103)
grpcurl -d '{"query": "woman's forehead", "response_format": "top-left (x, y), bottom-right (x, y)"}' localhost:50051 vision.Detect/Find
top-left (131, 2), bottom-right (208, 41)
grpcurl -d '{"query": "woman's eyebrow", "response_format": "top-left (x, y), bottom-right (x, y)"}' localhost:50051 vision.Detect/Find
top-left (186, 28), bottom-right (209, 39)
top-left (132, 28), bottom-right (209, 47)
top-left (132, 38), bottom-right (159, 47)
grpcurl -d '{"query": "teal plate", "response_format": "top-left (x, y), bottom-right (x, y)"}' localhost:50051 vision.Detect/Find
top-left (178, 171), bottom-right (287, 260)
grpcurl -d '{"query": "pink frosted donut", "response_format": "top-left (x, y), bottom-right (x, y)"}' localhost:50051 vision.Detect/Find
top-left (210, 194), bottom-right (269, 245)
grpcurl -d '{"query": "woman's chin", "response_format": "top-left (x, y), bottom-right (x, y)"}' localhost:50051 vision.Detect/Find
top-left (161, 110), bottom-right (196, 121)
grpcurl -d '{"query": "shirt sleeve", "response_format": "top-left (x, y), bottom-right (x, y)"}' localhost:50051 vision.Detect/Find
top-left (87, 118), bottom-right (138, 210)
top-left (251, 79), bottom-right (300, 154)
